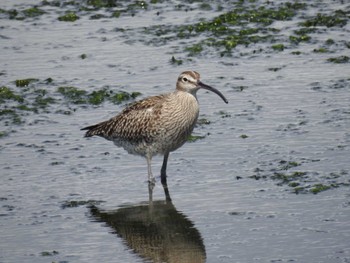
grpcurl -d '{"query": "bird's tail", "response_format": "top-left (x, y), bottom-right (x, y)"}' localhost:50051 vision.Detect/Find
top-left (81, 122), bottom-right (108, 137)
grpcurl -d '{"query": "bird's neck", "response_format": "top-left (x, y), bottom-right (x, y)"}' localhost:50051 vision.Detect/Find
top-left (174, 89), bottom-right (198, 102)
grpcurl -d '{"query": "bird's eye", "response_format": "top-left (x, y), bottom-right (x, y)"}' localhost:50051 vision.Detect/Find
top-left (183, 77), bottom-right (188, 82)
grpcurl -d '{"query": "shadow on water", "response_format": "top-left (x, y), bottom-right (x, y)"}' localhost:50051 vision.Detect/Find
top-left (89, 183), bottom-right (206, 263)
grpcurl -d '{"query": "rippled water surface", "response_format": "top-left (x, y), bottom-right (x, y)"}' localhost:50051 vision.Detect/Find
top-left (1, 1), bottom-right (350, 262)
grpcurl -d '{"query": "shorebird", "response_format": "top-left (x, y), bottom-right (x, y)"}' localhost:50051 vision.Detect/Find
top-left (81, 71), bottom-right (228, 184)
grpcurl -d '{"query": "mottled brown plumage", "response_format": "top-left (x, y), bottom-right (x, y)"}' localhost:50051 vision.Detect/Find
top-left (81, 71), bottom-right (228, 184)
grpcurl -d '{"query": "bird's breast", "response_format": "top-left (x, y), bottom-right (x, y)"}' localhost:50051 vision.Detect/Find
top-left (154, 92), bottom-right (199, 151)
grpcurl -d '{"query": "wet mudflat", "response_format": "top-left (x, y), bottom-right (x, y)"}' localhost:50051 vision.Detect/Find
top-left (1, 0), bottom-right (350, 262)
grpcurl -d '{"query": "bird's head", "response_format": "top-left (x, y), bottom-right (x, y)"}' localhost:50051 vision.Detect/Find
top-left (176, 71), bottom-right (228, 104)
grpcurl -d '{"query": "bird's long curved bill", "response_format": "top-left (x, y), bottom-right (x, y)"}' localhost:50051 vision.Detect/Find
top-left (198, 81), bottom-right (228, 104)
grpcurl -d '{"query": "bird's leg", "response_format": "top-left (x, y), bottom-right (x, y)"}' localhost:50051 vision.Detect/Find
top-left (148, 182), bottom-right (154, 204)
top-left (146, 153), bottom-right (155, 185)
top-left (161, 180), bottom-right (172, 202)
top-left (160, 152), bottom-right (169, 185)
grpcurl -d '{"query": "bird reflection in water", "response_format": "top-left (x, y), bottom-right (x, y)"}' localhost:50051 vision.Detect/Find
top-left (89, 183), bottom-right (206, 263)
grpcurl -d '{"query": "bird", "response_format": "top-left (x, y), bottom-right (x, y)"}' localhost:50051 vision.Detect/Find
top-left (81, 71), bottom-right (228, 185)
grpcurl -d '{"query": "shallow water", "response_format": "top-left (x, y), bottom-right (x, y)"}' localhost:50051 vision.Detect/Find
top-left (1, 1), bottom-right (350, 262)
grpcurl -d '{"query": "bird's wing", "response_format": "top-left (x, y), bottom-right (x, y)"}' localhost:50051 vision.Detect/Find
top-left (82, 94), bottom-right (167, 142)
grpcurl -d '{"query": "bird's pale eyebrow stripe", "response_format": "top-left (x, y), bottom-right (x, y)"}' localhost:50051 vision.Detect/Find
top-left (184, 71), bottom-right (198, 80)
top-left (179, 72), bottom-right (199, 83)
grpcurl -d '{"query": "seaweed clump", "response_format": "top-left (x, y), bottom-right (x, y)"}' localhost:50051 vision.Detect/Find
top-left (57, 86), bottom-right (141, 105)
top-left (301, 11), bottom-right (348, 28)
top-left (251, 159), bottom-right (348, 194)
top-left (0, 78), bottom-right (142, 131)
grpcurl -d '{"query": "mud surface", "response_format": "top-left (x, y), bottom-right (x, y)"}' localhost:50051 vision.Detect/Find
top-left (1, 1), bottom-right (350, 262)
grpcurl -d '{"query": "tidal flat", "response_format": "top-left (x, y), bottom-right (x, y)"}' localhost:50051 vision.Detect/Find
top-left (1, 1), bottom-right (349, 262)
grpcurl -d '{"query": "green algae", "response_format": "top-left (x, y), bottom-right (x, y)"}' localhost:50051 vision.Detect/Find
top-left (313, 48), bottom-right (328, 53)
top-left (88, 89), bottom-right (141, 105)
top-left (198, 2), bottom-right (212, 11)
top-left (288, 182), bottom-right (300, 188)
top-left (33, 95), bottom-right (56, 109)
top-left (90, 13), bottom-right (107, 19)
top-left (15, 78), bottom-right (39, 87)
top-left (0, 109), bottom-right (22, 125)
top-left (88, 88), bottom-right (112, 105)
top-left (0, 131), bottom-right (9, 138)
top-left (138, 1), bottom-right (310, 56)
top-left (40, 0), bottom-right (160, 18)
top-left (279, 160), bottom-right (300, 170)
top-left (40, 251), bottom-right (59, 257)
top-left (10, 0), bottom-right (347, 58)
top-left (310, 184), bottom-right (332, 194)
top-left (0, 109), bottom-right (16, 117)
top-left (57, 86), bottom-right (141, 105)
top-left (111, 10), bottom-right (122, 18)
top-left (327, 56), bottom-right (349, 64)
top-left (23, 7), bottom-right (45, 17)
top-left (110, 91), bottom-right (141, 104)
top-left (185, 43), bottom-right (203, 56)
top-left (0, 8), bottom-right (16, 19)
top-left (0, 7), bottom-right (45, 20)
top-left (167, 2), bottom-right (347, 57)
top-left (127, 1), bottom-right (149, 11)
top-left (0, 86), bottom-right (24, 103)
top-left (110, 91), bottom-right (130, 104)
top-left (16, 104), bottom-right (37, 112)
top-left (86, 0), bottom-right (117, 8)
top-left (271, 171), bottom-right (307, 185)
top-left (289, 34), bottom-right (311, 44)
top-left (325, 39), bottom-right (335, 45)
top-left (216, 110), bottom-right (231, 118)
top-left (291, 51), bottom-right (301, 55)
top-left (301, 12), bottom-right (348, 28)
top-left (57, 86), bottom-right (87, 104)
top-left (1, 78), bottom-right (142, 130)
top-left (58, 12), bottom-right (79, 22)
top-left (252, 158), bottom-right (349, 194)
top-left (294, 27), bottom-right (318, 35)
top-left (187, 134), bottom-right (205, 143)
top-left (196, 4), bottom-right (300, 29)
top-left (272, 44), bottom-right (284, 51)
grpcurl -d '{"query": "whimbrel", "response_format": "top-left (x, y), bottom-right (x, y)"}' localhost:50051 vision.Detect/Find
top-left (81, 71), bottom-right (228, 184)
